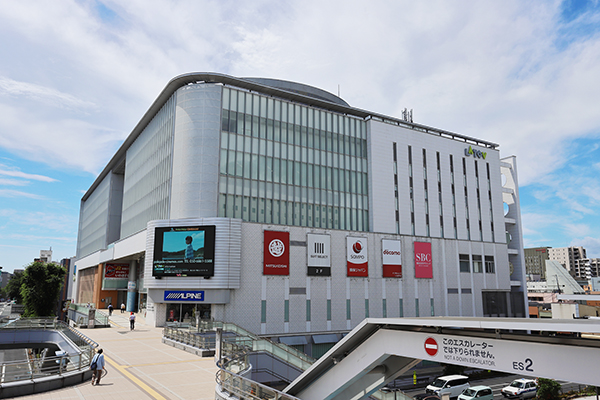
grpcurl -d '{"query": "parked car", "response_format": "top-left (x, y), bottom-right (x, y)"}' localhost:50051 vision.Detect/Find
top-left (501, 378), bottom-right (537, 399)
top-left (414, 393), bottom-right (441, 400)
top-left (458, 386), bottom-right (494, 400)
top-left (426, 375), bottom-right (470, 399)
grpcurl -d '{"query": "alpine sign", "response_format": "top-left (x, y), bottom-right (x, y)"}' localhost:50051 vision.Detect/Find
top-left (164, 291), bottom-right (205, 301)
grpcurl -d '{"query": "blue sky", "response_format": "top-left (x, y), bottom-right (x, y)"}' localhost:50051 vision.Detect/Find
top-left (1, 1), bottom-right (600, 272)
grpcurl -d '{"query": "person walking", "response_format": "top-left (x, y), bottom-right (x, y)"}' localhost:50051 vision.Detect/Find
top-left (129, 312), bottom-right (136, 331)
top-left (90, 348), bottom-right (106, 385)
top-left (120, 303), bottom-right (125, 313)
top-left (108, 303), bottom-right (113, 316)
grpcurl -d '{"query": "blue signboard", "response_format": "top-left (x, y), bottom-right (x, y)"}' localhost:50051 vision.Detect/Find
top-left (164, 290), bottom-right (205, 301)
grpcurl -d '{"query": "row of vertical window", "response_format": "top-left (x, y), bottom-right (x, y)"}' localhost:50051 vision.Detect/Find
top-left (218, 193), bottom-right (369, 231)
top-left (223, 87), bottom-right (367, 138)
top-left (459, 254), bottom-right (496, 273)
top-left (219, 147), bottom-right (368, 194)
top-left (398, 144), bottom-right (495, 242)
top-left (222, 110), bottom-right (368, 158)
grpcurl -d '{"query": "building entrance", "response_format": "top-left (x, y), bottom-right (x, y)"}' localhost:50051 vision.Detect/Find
top-left (165, 303), bottom-right (211, 323)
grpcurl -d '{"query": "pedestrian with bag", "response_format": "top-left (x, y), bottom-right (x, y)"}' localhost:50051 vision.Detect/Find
top-left (120, 302), bottom-right (126, 313)
top-left (90, 348), bottom-right (105, 385)
top-left (129, 312), bottom-right (136, 331)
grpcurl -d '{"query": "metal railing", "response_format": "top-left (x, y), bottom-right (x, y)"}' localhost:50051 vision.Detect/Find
top-left (0, 318), bottom-right (98, 384)
top-left (216, 356), bottom-right (302, 400)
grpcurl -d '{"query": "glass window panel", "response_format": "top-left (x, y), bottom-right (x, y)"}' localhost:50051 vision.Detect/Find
top-left (273, 158), bottom-right (280, 183)
top-left (235, 151), bottom-right (243, 177)
top-left (265, 198), bottom-right (272, 224)
top-left (301, 163), bottom-right (308, 187)
top-left (222, 88), bottom-right (230, 110)
top-left (250, 154), bottom-right (258, 180)
top-left (220, 149), bottom-right (228, 174)
top-left (259, 155), bottom-right (266, 181)
top-left (307, 164), bottom-right (313, 188)
top-left (243, 153), bottom-right (250, 179)
top-left (266, 157), bottom-right (273, 182)
top-left (287, 160), bottom-right (294, 184)
top-left (459, 254), bottom-right (470, 273)
top-left (280, 160), bottom-right (287, 184)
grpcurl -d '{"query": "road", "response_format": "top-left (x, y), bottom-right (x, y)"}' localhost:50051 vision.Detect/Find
top-left (401, 374), bottom-right (587, 400)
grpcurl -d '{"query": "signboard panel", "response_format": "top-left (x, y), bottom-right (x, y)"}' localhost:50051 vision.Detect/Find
top-left (382, 239), bottom-right (402, 278)
top-left (164, 290), bottom-right (205, 302)
top-left (414, 241), bottom-right (433, 278)
top-left (347, 237), bottom-right (368, 277)
top-left (373, 329), bottom-right (600, 386)
top-left (104, 263), bottom-right (129, 279)
top-left (308, 233), bottom-right (331, 276)
top-left (264, 230), bottom-right (290, 275)
top-left (152, 225), bottom-right (216, 277)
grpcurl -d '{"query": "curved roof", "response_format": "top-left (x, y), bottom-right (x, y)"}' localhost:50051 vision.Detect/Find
top-left (242, 77), bottom-right (349, 106)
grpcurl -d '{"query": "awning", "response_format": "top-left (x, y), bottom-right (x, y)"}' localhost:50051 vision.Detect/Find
top-left (312, 334), bottom-right (339, 344)
top-left (279, 336), bottom-right (308, 346)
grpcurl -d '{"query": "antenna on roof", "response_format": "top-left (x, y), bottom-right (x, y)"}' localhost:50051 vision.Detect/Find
top-left (338, 84), bottom-right (340, 97)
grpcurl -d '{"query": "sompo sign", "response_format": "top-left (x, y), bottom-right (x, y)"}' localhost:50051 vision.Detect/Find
top-left (464, 146), bottom-right (486, 159)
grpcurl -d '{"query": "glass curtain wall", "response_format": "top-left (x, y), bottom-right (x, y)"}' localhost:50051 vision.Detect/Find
top-left (218, 87), bottom-right (369, 231)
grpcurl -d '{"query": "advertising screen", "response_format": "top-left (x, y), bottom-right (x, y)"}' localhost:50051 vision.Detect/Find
top-left (264, 230), bottom-right (289, 275)
top-left (152, 225), bottom-right (216, 277)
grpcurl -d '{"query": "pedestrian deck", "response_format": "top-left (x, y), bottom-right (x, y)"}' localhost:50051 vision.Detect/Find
top-left (18, 310), bottom-right (217, 400)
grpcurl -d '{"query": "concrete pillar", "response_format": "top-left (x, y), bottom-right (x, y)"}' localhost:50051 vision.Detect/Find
top-left (126, 260), bottom-right (137, 312)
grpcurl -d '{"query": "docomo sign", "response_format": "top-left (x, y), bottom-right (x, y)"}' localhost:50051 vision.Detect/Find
top-left (414, 241), bottom-right (433, 279)
top-left (382, 239), bottom-right (402, 278)
top-left (264, 230), bottom-right (289, 275)
top-left (347, 237), bottom-right (368, 277)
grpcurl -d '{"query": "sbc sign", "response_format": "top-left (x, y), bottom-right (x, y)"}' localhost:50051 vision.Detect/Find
top-left (414, 242), bottom-right (433, 278)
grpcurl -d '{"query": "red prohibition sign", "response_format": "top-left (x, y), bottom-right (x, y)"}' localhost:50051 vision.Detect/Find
top-left (424, 337), bottom-right (438, 356)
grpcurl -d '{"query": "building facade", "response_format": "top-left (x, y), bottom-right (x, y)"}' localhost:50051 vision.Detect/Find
top-left (74, 73), bottom-right (527, 339)
top-left (524, 246), bottom-right (551, 280)
top-left (548, 246), bottom-right (586, 274)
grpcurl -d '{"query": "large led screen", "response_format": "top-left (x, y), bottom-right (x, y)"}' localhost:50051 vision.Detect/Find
top-left (153, 225), bottom-right (216, 277)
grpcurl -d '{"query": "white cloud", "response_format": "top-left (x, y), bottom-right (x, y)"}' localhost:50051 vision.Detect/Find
top-left (0, 165), bottom-right (57, 182)
top-left (0, 77), bottom-right (96, 110)
top-left (0, 190), bottom-right (45, 199)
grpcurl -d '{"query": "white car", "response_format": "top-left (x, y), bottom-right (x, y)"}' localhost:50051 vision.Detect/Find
top-left (501, 378), bottom-right (537, 399)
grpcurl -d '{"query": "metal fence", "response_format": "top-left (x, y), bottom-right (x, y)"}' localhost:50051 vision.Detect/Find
top-left (0, 318), bottom-right (98, 384)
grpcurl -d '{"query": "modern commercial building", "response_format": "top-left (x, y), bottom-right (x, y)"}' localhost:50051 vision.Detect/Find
top-left (524, 246), bottom-right (551, 280)
top-left (74, 73), bottom-right (527, 341)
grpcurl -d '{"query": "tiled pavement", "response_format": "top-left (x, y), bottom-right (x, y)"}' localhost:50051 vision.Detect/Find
top-left (16, 311), bottom-right (218, 400)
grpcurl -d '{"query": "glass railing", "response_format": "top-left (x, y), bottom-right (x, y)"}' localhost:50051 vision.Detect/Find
top-left (67, 304), bottom-right (109, 326)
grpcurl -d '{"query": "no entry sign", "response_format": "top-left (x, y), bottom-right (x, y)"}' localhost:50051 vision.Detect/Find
top-left (424, 337), bottom-right (438, 356)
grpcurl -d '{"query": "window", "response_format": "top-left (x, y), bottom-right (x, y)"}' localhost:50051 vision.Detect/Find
top-left (459, 254), bottom-right (470, 272)
top-left (473, 255), bottom-right (483, 273)
top-left (485, 256), bottom-right (495, 273)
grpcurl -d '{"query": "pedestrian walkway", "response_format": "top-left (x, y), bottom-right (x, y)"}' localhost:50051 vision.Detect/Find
top-left (18, 310), bottom-right (218, 400)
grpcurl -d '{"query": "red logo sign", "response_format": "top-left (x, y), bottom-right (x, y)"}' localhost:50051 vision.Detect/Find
top-left (425, 337), bottom-right (438, 356)
top-left (264, 231), bottom-right (289, 275)
top-left (104, 263), bottom-right (129, 279)
top-left (414, 242), bottom-right (433, 279)
top-left (347, 237), bottom-right (368, 277)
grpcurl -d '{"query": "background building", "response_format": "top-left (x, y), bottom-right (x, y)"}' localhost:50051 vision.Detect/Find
top-left (74, 73), bottom-right (527, 343)
top-left (548, 246), bottom-right (586, 275)
top-left (524, 246), bottom-right (551, 280)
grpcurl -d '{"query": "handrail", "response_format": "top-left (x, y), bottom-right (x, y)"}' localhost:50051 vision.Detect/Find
top-left (216, 356), bottom-right (302, 400)
top-left (0, 317), bottom-right (98, 384)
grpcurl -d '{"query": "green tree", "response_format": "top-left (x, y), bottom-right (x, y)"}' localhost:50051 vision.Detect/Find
top-left (20, 261), bottom-right (66, 317)
top-left (537, 378), bottom-right (562, 400)
top-left (5, 271), bottom-right (24, 304)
